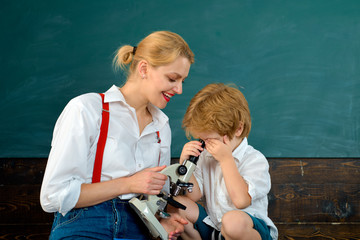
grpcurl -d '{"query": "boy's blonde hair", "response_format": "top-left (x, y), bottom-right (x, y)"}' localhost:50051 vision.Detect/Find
top-left (183, 83), bottom-right (251, 140)
top-left (113, 31), bottom-right (194, 76)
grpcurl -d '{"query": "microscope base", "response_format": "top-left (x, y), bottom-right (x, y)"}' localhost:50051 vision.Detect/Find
top-left (129, 198), bottom-right (168, 240)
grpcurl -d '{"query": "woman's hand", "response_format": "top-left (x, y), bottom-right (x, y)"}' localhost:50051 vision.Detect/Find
top-left (179, 141), bottom-right (204, 164)
top-left (128, 165), bottom-right (168, 195)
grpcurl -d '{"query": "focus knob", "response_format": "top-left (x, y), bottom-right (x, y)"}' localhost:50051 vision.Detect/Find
top-left (177, 165), bottom-right (187, 175)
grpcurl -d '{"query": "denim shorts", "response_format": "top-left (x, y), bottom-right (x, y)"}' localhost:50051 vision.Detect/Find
top-left (50, 198), bottom-right (151, 240)
top-left (194, 203), bottom-right (271, 240)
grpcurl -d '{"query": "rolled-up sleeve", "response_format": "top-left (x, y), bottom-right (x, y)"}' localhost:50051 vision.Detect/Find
top-left (40, 95), bottom-right (101, 215)
top-left (194, 156), bottom-right (205, 196)
top-left (241, 153), bottom-right (271, 201)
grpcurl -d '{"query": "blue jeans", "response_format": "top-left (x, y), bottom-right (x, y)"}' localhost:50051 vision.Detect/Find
top-left (50, 198), bottom-right (150, 239)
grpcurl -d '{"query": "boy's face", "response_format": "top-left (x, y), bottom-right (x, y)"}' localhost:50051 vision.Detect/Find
top-left (195, 131), bottom-right (242, 152)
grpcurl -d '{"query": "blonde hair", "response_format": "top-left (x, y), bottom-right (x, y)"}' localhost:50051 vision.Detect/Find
top-left (113, 31), bottom-right (194, 76)
top-left (182, 83), bottom-right (251, 140)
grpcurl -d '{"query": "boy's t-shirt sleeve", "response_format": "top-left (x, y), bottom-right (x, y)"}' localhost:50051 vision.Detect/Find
top-left (193, 155), bottom-right (205, 196)
top-left (240, 152), bottom-right (271, 201)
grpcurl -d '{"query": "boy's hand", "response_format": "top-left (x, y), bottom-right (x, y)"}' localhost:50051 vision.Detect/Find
top-left (205, 136), bottom-right (233, 163)
top-left (179, 141), bottom-right (204, 164)
top-left (160, 212), bottom-right (188, 240)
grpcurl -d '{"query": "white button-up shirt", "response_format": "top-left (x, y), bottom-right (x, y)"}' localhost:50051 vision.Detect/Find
top-left (194, 138), bottom-right (278, 240)
top-left (40, 85), bottom-right (171, 215)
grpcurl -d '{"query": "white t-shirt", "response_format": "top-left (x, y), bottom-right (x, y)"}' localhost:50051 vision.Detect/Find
top-left (194, 138), bottom-right (278, 240)
top-left (40, 85), bottom-right (171, 215)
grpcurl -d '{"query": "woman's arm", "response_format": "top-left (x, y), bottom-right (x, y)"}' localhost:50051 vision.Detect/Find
top-left (75, 165), bottom-right (168, 208)
top-left (40, 95), bottom-right (101, 214)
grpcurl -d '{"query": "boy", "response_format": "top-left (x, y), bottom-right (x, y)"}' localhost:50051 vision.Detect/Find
top-left (174, 83), bottom-right (278, 240)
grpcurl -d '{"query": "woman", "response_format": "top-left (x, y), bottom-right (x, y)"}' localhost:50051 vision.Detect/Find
top-left (40, 31), bottom-right (195, 239)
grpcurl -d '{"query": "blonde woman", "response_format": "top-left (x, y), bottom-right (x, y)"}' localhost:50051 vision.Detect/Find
top-left (41, 31), bottom-right (194, 239)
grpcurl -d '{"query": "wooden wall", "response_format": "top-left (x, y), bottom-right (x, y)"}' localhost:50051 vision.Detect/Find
top-left (0, 158), bottom-right (52, 239)
top-left (268, 158), bottom-right (359, 239)
top-left (1, 158), bottom-right (359, 239)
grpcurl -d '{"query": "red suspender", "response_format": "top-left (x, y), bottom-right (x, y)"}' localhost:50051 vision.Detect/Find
top-left (91, 94), bottom-right (162, 182)
top-left (156, 131), bottom-right (161, 143)
top-left (92, 93), bottom-right (109, 183)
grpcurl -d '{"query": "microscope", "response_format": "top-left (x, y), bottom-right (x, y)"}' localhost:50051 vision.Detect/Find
top-left (129, 140), bottom-right (205, 240)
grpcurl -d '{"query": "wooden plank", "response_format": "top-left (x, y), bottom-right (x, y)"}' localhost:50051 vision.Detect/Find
top-left (0, 158), bottom-right (47, 185)
top-left (269, 183), bottom-right (360, 223)
top-left (2, 158), bottom-right (360, 185)
top-left (1, 224), bottom-right (359, 240)
top-left (0, 224), bottom-right (51, 240)
top-left (268, 158), bottom-right (360, 184)
top-left (276, 223), bottom-right (360, 240)
top-left (1, 158), bottom-right (360, 240)
top-left (0, 185), bottom-right (53, 224)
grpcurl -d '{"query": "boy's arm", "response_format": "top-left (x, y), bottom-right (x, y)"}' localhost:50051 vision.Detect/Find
top-left (179, 141), bottom-right (204, 202)
top-left (205, 138), bottom-right (251, 209)
top-left (182, 174), bottom-right (202, 202)
top-left (219, 157), bottom-right (251, 209)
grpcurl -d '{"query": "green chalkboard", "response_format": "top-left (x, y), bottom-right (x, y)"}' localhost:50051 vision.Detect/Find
top-left (1, 0), bottom-right (359, 158)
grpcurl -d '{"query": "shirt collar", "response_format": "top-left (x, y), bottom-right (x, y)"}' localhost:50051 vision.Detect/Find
top-left (104, 85), bottom-right (127, 103)
top-left (104, 85), bottom-right (169, 128)
top-left (232, 137), bottom-right (248, 163)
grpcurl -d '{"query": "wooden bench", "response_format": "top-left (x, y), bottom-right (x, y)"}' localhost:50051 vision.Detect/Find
top-left (1, 158), bottom-right (359, 239)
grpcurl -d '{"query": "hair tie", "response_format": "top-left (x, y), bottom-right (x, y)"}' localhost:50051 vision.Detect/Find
top-left (132, 46), bottom-right (137, 55)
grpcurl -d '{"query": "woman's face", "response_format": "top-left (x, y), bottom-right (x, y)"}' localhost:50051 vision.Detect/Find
top-left (145, 56), bottom-right (191, 109)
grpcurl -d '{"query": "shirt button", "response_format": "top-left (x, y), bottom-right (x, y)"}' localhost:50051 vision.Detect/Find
top-left (138, 164), bottom-right (142, 168)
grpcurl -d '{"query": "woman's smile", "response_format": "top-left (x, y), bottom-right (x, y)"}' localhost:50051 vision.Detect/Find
top-left (162, 92), bottom-right (174, 102)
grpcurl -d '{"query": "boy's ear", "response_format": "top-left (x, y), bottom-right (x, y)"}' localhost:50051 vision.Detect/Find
top-left (235, 122), bottom-right (244, 137)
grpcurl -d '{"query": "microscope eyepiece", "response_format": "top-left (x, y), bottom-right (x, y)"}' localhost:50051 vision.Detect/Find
top-left (199, 139), bottom-right (205, 148)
